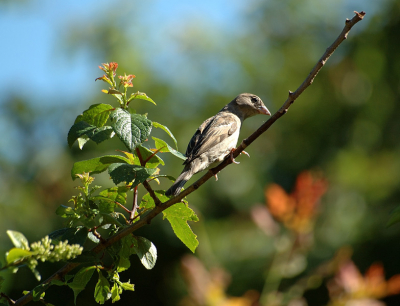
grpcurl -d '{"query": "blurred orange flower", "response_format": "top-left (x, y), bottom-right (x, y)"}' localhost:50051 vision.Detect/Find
top-left (265, 171), bottom-right (327, 233)
top-left (180, 255), bottom-right (260, 306)
top-left (327, 260), bottom-right (400, 305)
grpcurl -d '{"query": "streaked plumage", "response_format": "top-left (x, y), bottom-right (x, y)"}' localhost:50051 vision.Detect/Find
top-left (166, 93), bottom-right (270, 196)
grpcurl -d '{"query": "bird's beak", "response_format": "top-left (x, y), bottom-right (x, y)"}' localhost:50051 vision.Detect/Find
top-left (259, 106), bottom-right (271, 116)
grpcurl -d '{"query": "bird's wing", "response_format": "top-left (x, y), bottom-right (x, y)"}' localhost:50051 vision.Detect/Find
top-left (185, 112), bottom-right (239, 164)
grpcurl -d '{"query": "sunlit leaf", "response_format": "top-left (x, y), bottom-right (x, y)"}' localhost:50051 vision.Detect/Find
top-left (74, 103), bottom-right (114, 127)
top-left (111, 283), bottom-right (121, 303)
top-left (152, 137), bottom-right (186, 160)
top-left (110, 108), bottom-right (152, 151)
top-left (128, 91), bottom-right (156, 105)
top-left (135, 145), bottom-right (165, 168)
top-left (108, 163), bottom-right (157, 187)
top-left (163, 202), bottom-right (199, 252)
top-left (7, 230), bottom-right (29, 250)
top-left (6, 248), bottom-right (32, 264)
top-left (94, 270), bottom-right (111, 304)
top-left (71, 155), bottom-right (130, 180)
top-left (132, 236), bottom-right (157, 270)
top-left (152, 122), bottom-right (178, 149)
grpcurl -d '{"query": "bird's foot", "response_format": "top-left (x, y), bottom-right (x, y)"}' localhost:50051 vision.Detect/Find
top-left (230, 149), bottom-right (240, 164)
top-left (214, 174), bottom-right (218, 181)
top-left (241, 150), bottom-right (250, 158)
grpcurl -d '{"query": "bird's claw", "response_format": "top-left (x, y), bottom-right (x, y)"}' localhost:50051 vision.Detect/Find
top-left (230, 149), bottom-right (240, 164)
top-left (214, 174), bottom-right (218, 181)
top-left (241, 150), bottom-right (250, 158)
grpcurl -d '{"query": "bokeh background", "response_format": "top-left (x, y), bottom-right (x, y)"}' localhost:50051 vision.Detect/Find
top-left (1, 0), bottom-right (400, 305)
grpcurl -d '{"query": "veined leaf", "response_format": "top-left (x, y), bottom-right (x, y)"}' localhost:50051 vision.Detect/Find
top-left (110, 109), bottom-right (152, 151)
top-left (139, 190), bottom-right (168, 210)
top-left (163, 202), bottom-right (199, 252)
top-left (94, 270), bottom-right (111, 304)
top-left (135, 145), bottom-right (165, 168)
top-left (108, 163), bottom-right (157, 187)
top-left (68, 122), bottom-right (114, 148)
top-left (74, 103), bottom-right (114, 127)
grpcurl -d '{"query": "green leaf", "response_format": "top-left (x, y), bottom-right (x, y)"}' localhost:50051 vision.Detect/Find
top-left (77, 136), bottom-right (90, 149)
top-left (163, 202), bottom-right (199, 252)
top-left (86, 126), bottom-right (115, 144)
top-left (7, 230), bottom-right (29, 250)
top-left (94, 271), bottom-right (111, 304)
top-left (128, 91), bottom-right (156, 105)
top-left (139, 190), bottom-right (168, 210)
top-left (111, 283), bottom-right (121, 303)
top-left (387, 205), bottom-right (400, 227)
top-left (55, 205), bottom-right (75, 218)
top-left (132, 237), bottom-right (157, 270)
top-left (120, 281), bottom-right (134, 291)
top-left (75, 103), bottom-right (114, 127)
top-left (71, 155), bottom-right (130, 180)
top-left (110, 109), bottom-right (152, 151)
top-left (48, 227), bottom-right (88, 246)
top-left (153, 137), bottom-right (186, 160)
top-left (6, 248), bottom-right (32, 264)
top-left (68, 266), bottom-right (96, 304)
top-left (116, 235), bottom-right (137, 272)
top-left (32, 283), bottom-right (48, 301)
top-left (152, 122), bottom-right (178, 149)
top-left (96, 186), bottom-right (129, 213)
top-left (99, 213), bottom-right (124, 227)
top-left (135, 145), bottom-right (164, 168)
top-left (68, 121), bottom-right (96, 147)
top-left (108, 163), bottom-right (157, 187)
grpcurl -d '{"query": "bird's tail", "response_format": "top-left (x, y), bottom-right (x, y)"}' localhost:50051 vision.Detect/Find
top-left (165, 167), bottom-right (193, 197)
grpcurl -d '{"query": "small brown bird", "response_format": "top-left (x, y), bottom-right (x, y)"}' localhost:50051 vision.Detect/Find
top-left (165, 93), bottom-right (271, 197)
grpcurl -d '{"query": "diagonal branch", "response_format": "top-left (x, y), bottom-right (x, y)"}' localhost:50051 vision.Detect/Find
top-left (14, 11), bottom-right (365, 306)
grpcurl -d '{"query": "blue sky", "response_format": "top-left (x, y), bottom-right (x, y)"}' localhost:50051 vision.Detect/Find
top-left (0, 0), bottom-right (388, 165)
top-left (0, 0), bottom-right (383, 105)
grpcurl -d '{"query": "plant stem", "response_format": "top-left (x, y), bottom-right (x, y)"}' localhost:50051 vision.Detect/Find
top-left (130, 186), bottom-right (139, 222)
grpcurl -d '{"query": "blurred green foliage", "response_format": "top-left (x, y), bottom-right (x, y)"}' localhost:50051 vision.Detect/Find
top-left (1, 0), bottom-right (400, 305)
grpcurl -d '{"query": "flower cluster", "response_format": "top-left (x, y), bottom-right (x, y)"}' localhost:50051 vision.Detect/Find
top-left (328, 260), bottom-right (400, 305)
top-left (265, 171), bottom-right (327, 233)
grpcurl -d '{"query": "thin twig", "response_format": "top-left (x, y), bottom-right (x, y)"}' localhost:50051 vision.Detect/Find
top-left (115, 201), bottom-right (131, 213)
top-left (130, 186), bottom-right (139, 222)
top-left (135, 148), bottom-right (162, 206)
top-left (13, 11), bottom-right (365, 306)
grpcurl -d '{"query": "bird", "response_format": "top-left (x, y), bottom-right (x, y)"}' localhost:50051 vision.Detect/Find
top-left (165, 93), bottom-right (271, 197)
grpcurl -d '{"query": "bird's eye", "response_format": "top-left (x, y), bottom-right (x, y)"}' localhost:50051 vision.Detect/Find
top-left (251, 97), bottom-right (258, 103)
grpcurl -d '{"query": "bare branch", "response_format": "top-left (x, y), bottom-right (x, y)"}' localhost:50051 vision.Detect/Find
top-left (13, 11), bottom-right (365, 306)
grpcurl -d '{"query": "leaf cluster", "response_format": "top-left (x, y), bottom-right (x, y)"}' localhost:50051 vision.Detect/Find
top-left (0, 63), bottom-right (198, 305)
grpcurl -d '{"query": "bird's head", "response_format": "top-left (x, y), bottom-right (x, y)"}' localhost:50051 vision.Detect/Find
top-left (228, 93), bottom-right (271, 120)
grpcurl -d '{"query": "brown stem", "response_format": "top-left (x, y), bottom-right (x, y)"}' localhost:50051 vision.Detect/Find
top-left (130, 186), bottom-right (139, 222)
top-left (135, 147), bottom-right (162, 206)
top-left (115, 201), bottom-right (131, 214)
top-left (13, 11), bottom-right (365, 306)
